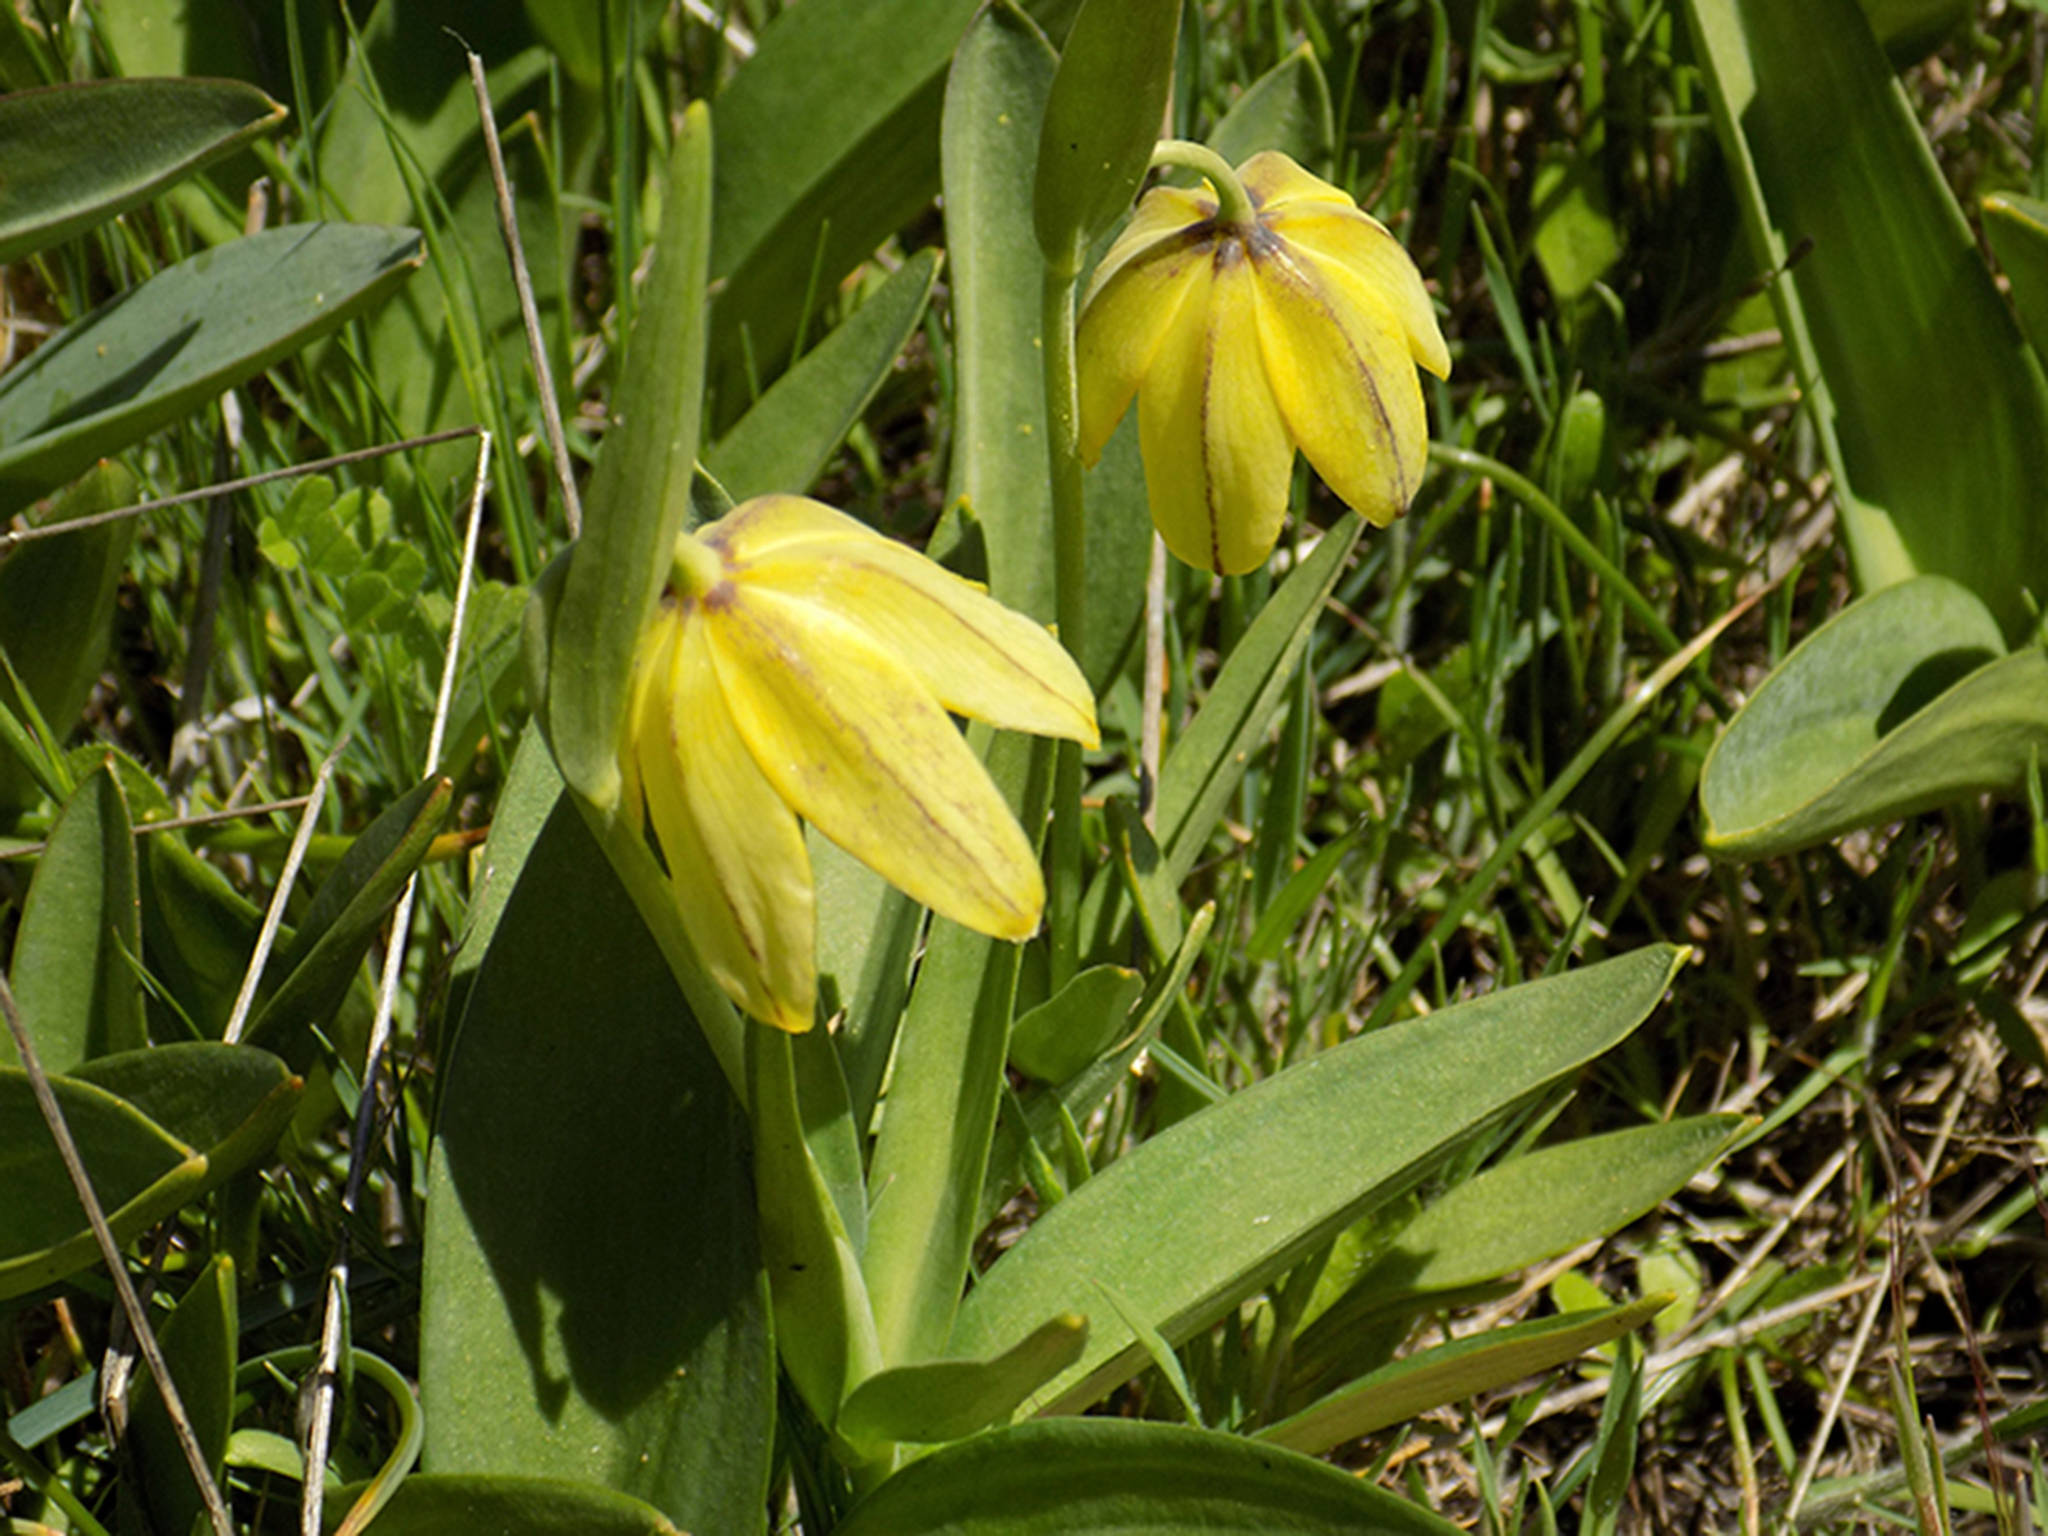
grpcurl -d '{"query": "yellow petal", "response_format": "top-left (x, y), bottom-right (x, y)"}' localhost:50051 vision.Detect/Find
top-left (1267, 207), bottom-right (1450, 379)
top-left (639, 614), bottom-right (816, 1032)
top-left (1138, 243), bottom-right (1296, 575)
top-left (1250, 238), bottom-right (1427, 527)
top-left (706, 587), bottom-right (1045, 941)
top-left (699, 493), bottom-right (857, 565)
top-left (1081, 182), bottom-right (1215, 306)
top-left (1238, 150), bottom-right (1356, 214)
top-left (744, 536), bottom-right (1099, 748)
top-left (1076, 232), bottom-right (1210, 466)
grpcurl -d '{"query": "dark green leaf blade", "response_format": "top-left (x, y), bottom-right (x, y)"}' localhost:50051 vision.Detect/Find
top-left (321, 1474), bottom-right (682, 1536)
top-left (1699, 576), bottom-right (2048, 856)
top-left (0, 77), bottom-right (286, 262)
top-left (126, 1255), bottom-right (237, 1536)
top-left (420, 745), bottom-right (772, 1536)
top-left (834, 1419), bottom-right (1462, 1536)
top-left (949, 946), bottom-right (1687, 1415)
top-left (0, 223), bottom-right (424, 510)
top-left (5, 763), bottom-right (142, 1071)
top-left (1261, 1299), bottom-right (1668, 1456)
top-left (838, 1313), bottom-right (1087, 1446)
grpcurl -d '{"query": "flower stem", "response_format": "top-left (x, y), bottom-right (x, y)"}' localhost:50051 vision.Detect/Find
top-left (1149, 138), bottom-right (1256, 226)
top-left (1042, 266), bottom-right (1087, 990)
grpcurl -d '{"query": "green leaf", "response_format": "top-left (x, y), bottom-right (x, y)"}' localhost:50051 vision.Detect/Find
top-left (0, 1046), bottom-right (299, 1301)
top-left (834, 1419), bottom-right (1462, 1536)
top-left (1295, 1117), bottom-right (1744, 1385)
top-left (543, 104), bottom-right (710, 809)
top-left (5, 764), bottom-right (143, 1072)
top-left (1033, 0), bottom-right (1181, 276)
top-left (69, 1042), bottom-right (304, 1163)
top-left (0, 77), bottom-right (286, 262)
top-left (420, 747), bottom-right (772, 1536)
top-left (706, 248), bottom-right (941, 503)
top-left (0, 462), bottom-right (137, 817)
top-left (0, 223), bottom-right (424, 512)
top-left (1699, 576), bottom-right (2048, 856)
top-left (1259, 1299), bottom-right (1668, 1456)
top-left (137, 832), bottom-right (263, 1041)
top-left (1981, 192), bottom-right (2048, 364)
top-left (1207, 43), bottom-right (1334, 174)
top-left (320, 1475), bottom-right (682, 1536)
top-left (1530, 146), bottom-right (1622, 303)
top-left (948, 946), bottom-right (1687, 1415)
top-left (126, 1255), bottom-right (237, 1536)
top-left (840, 1313), bottom-right (1088, 1447)
top-left (1008, 964), bottom-right (1143, 1084)
top-left (942, 0), bottom-right (1059, 618)
top-left (246, 776), bottom-right (452, 1070)
top-left (1683, 0), bottom-right (2048, 635)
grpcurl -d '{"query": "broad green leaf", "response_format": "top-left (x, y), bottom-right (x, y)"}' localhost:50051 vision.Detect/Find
top-left (247, 776), bottom-right (452, 1070)
top-left (5, 764), bottom-right (143, 1072)
top-left (321, 1475), bottom-right (681, 1536)
top-left (949, 946), bottom-right (1687, 1415)
top-left (0, 1047), bottom-right (298, 1300)
top-left (1684, 0), bottom-right (2048, 635)
top-left (543, 104), bottom-right (710, 808)
top-left (0, 224), bottom-right (424, 512)
top-left (1260, 1299), bottom-right (1668, 1456)
top-left (1208, 43), bottom-right (1335, 175)
top-left (1859, 0), bottom-right (1970, 65)
top-left (1981, 193), bottom-right (2048, 363)
top-left (1008, 964), bottom-right (1142, 1084)
top-left (0, 463), bottom-right (137, 817)
top-left (420, 749), bottom-right (772, 1536)
top-left (0, 77), bottom-right (285, 262)
top-left (1530, 146), bottom-right (1622, 303)
top-left (706, 249), bottom-right (941, 503)
top-left (834, 1419), bottom-right (1461, 1536)
top-left (1699, 576), bottom-right (2048, 856)
top-left (69, 1042), bottom-right (304, 1163)
top-left (137, 832), bottom-right (263, 1041)
top-left (126, 1256), bottom-right (237, 1536)
top-left (840, 1313), bottom-right (1087, 1446)
top-left (943, 0), bottom-right (1059, 618)
top-left (1033, 0), bottom-right (1181, 276)
top-left (1295, 1116), bottom-right (1744, 1385)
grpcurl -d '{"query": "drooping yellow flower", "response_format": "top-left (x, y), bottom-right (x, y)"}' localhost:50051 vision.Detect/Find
top-left (621, 494), bottom-right (1099, 1033)
top-left (1077, 149), bottom-right (1451, 576)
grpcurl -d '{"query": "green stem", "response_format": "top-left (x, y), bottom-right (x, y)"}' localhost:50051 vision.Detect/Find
top-left (1042, 265), bottom-right (1087, 989)
top-left (1149, 139), bottom-right (1256, 226)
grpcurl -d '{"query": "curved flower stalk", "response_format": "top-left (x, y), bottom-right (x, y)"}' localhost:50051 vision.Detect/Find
top-left (621, 494), bottom-right (1100, 1033)
top-left (1077, 148), bottom-right (1452, 575)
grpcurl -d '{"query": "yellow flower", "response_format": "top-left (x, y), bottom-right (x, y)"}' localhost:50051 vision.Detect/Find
top-left (1077, 149), bottom-right (1451, 576)
top-left (621, 494), bottom-right (1100, 1033)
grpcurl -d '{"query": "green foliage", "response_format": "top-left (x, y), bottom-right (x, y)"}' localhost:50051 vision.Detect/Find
top-left (2, 0), bottom-right (2039, 1532)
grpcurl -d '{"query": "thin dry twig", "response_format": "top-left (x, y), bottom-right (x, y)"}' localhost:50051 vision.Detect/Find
top-left (0, 426), bottom-right (482, 553)
top-left (468, 48), bottom-right (583, 539)
top-left (222, 742), bottom-right (348, 1047)
top-left (0, 970), bottom-right (236, 1536)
